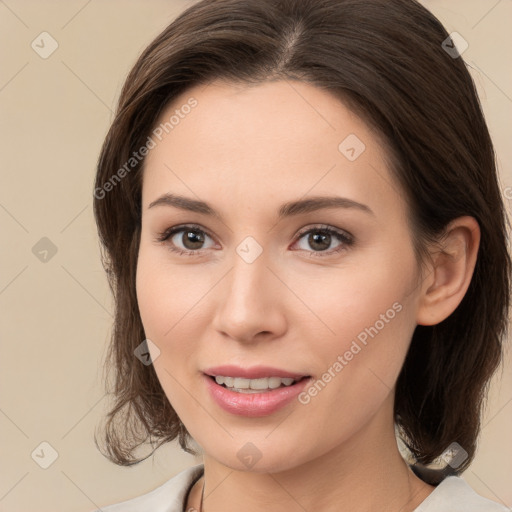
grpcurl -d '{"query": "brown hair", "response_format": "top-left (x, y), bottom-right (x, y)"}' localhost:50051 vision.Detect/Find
top-left (93, 0), bottom-right (511, 480)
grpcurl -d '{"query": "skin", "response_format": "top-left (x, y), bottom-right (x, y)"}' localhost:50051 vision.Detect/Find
top-left (136, 79), bottom-right (480, 511)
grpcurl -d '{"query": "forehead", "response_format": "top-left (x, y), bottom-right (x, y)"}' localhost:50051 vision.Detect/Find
top-left (141, 79), bottom-right (403, 219)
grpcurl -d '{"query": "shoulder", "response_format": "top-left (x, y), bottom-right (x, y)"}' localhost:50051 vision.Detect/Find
top-left (92, 464), bottom-right (204, 512)
top-left (415, 476), bottom-right (510, 512)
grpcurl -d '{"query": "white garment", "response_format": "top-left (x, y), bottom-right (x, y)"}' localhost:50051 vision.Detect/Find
top-left (94, 463), bottom-right (510, 512)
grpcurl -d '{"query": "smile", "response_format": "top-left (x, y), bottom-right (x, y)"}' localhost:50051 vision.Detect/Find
top-left (203, 371), bottom-right (312, 417)
top-left (213, 375), bottom-right (300, 393)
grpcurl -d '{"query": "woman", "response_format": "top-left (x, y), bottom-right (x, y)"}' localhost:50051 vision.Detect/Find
top-left (92, 0), bottom-right (511, 510)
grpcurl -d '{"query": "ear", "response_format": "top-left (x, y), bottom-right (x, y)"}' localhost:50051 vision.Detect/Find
top-left (416, 216), bottom-right (480, 326)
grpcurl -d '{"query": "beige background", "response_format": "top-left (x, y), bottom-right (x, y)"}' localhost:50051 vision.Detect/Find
top-left (0, 1), bottom-right (511, 510)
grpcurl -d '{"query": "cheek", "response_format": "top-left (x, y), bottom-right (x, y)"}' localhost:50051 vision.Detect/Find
top-left (136, 246), bottom-right (199, 341)
top-left (296, 244), bottom-right (418, 405)
top-left (136, 251), bottom-right (201, 412)
top-left (299, 249), bottom-right (416, 351)
top-left (292, 292), bottom-right (414, 456)
top-left (136, 256), bottom-right (187, 394)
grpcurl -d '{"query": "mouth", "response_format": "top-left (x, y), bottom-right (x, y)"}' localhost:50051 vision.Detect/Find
top-left (202, 366), bottom-right (312, 417)
top-left (206, 374), bottom-right (310, 393)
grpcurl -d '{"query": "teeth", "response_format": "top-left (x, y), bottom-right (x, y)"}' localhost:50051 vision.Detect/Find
top-left (214, 375), bottom-right (297, 392)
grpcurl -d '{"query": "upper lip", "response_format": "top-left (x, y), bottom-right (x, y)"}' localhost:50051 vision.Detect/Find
top-left (203, 365), bottom-right (309, 380)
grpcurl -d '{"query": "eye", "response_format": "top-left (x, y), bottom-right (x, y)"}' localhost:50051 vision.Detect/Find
top-left (155, 224), bottom-right (216, 256)
top-left (292, 225), bottom-right (354, 257)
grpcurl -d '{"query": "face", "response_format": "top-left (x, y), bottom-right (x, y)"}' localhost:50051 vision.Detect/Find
top-left (136, 79), bottom-right (423, 473)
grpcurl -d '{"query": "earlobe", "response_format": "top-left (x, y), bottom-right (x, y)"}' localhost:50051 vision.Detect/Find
top-left (416, 216), bottom-right (480, 326)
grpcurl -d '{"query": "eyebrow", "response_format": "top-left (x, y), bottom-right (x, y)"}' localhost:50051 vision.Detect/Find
top-left (147, 193), bottom-right (374, 219)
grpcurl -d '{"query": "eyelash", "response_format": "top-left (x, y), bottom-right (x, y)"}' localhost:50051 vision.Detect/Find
top-left (154, 223), bottom-right (354, 258)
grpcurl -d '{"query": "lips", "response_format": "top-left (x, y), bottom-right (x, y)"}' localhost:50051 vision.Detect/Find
top-left (203, 364), bottom-right (308, 380)
top-left (202, 365), bottom-right (312, 417)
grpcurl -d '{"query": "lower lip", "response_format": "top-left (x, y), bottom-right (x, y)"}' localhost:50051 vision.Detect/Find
top-left (203, 374), bottom-right (312, 417)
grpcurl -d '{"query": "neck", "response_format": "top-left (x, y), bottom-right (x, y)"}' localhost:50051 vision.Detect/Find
top-left (188, 395), bottom-right (435, 511)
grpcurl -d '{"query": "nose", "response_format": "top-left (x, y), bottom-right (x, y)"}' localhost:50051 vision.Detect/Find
top-left (211, 246), bottom-right (288, 344)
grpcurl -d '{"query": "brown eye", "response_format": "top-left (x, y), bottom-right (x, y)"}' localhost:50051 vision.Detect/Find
top-left (177, 229), bottom-right (206, 250)
top-left (156, 224), bottom-right (215, 256)
top-left (294, 226), bottom-right (354, 257)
